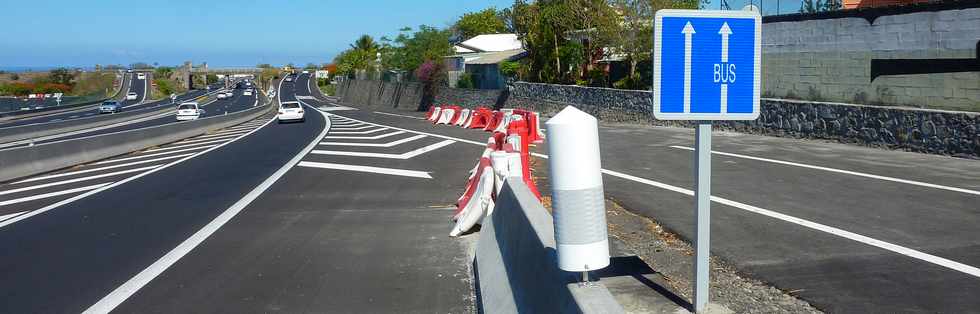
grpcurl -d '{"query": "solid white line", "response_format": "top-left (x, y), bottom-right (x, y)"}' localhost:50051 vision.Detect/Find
top-left (18, 153), bottom-right (195, 184)
top-left (311, 139), bottom-right (454, 159)
top-left (107, 145), bottom-right (215, 162)
top-left (190, 130), bottom-right (250, 141)
top-left (0, 166), bottom-right (158, 196)
top-left (669, 146), bottom-right (980, 196)
top-left (373, 111), bottom-right (425, 119)
top-left (297, 161), bottom-right (432, 179)
top-left (324, 112), bottom-right (980, 279)
top-left (324, 114), bottom-right (483, 146)
top-left (83, 103), bottom-right (330, 314)
top-left (0, 183), bottom-right (110, 207)
top-left (0, 211), bottom-right (27, 222)
top-left (323, 130), bottom-right (405, 140)
top-left (320, 134), bottom-right (427, 147)
top-left (328, 127), bottom-right (387, 135)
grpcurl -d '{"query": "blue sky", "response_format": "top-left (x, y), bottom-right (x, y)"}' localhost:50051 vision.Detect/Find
top-left (0, 0), bottom-right (513, 68)
top-left (0, 0), bottom-right (803, 68)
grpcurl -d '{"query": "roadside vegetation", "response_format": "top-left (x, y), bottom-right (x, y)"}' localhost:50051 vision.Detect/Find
top-left (0, 68), bottom-right (116, 97)
top-left (329, 0), bottom-right (705, 91)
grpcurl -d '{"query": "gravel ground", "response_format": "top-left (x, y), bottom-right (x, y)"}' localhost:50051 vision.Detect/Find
top-left (605, 198), bottom-right (823, 314)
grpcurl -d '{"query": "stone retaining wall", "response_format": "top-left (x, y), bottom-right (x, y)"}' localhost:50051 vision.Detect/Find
top-left (338, 79), bottom-right (979, 158)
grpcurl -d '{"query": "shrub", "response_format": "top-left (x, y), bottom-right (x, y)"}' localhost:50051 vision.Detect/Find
top-left (456, 72), bottom-right (475, 89)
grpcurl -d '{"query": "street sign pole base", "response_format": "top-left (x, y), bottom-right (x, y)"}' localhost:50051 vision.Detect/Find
top-left (694, 122), bottom-right (712, 312)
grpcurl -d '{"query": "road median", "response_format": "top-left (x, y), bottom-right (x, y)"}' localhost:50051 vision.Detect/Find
top-left (0, 96), bottom-right (272, 182)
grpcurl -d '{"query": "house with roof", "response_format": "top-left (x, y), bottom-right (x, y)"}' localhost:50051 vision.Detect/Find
top-left (445, 34), bottom-right (526, 89)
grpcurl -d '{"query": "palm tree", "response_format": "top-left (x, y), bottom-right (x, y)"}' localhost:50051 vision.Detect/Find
top-left (351, 35), bottom-right (378, 52)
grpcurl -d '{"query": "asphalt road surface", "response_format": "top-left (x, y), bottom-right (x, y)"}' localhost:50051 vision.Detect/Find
top-left (360, 96), bottom-right (980, 312)
top-left (0, 73), bottom-right (147, 128)
top-left (0, 74), bottom-right (477, 313)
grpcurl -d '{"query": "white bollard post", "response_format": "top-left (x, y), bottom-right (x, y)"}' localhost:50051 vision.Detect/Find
top-left (545, 106), bottom-right (609, 279)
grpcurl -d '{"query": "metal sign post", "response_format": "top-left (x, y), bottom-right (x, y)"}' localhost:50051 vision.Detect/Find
top-left (653, 9), bottom-right (761, 312)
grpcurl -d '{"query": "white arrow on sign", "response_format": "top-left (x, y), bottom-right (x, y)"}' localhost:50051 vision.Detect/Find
top-left (719, 22), bottom-right (732, 113)
top-left (682, 22), bottom-right (695, 114)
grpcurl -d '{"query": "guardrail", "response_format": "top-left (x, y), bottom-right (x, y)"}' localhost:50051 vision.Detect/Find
top-left (0, 94), bottom-right (272, 182)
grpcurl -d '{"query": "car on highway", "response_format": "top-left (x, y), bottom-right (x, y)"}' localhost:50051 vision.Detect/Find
top-left (126, 92), bottom-right (138, 100)
top-left (243, 89), bottom-right (253, 96)
top-left (176, 102), bottom-right (204, 121)
top-left (99, 100), bottom-right (122, 113)
top-left (277, 101), bottom-right (304, 123)
top-left (302, 70), bottom-right (309, 74)
top-left (284, 75), bottom-right (294, 82)
top-left (217, 91), bottom-right (232, 99)
top-left (137, 73), bottom-right (145, 80)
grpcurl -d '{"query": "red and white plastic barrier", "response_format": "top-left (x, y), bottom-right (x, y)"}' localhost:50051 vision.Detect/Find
top-left (443, 105), bottom-right (546, 236)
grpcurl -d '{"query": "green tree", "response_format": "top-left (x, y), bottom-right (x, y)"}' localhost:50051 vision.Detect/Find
top-left (304, 63), bottom-right (318, 70)
top-left (48, 67), bottom-right (76, 86)
top-left (206, 74), bottom-right (218, 84)
top-left (351, 34), bottom-right (378, 52)
top-left (154, 66), bottom-right (174, 79)
top-left (256, 63), bottom-right (273, 69)
top-left (454, 7), bottom-right (508, 40)
top-left (9, 73), bottom-right (19, 81)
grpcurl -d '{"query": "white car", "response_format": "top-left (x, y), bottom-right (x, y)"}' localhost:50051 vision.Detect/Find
top-left (243, 89), bottom-right (253, 96)
top-left (176, 102), bottom-right (204, 121)
top-left (277, 101), bottom-right (304, 123)
top-left (125, 92), bottom-right (138, 100)
top-left (137, 73), bottom-right (145, 80)
top-left (217, 91), bottom-right (232, 99)
top-left (284, 76), bottom-right (293, 82)
top-left (302, 70), bottom-right (309, 74)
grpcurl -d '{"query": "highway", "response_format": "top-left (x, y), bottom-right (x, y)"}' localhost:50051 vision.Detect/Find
top-left (0, 72), bottom-right (975, 313)
top-left (0, 74), bottom-right (477, 313)
top-left (0, 72), bottom-right (147, 128)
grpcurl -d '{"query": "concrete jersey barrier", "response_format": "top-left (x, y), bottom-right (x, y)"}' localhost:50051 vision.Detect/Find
top-left (0, 99), bottom-right (271, 183)
top-left (475, 178), bottom-right (624, 313)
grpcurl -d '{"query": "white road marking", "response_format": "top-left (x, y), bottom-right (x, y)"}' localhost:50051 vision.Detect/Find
top-left (83, 102), bottom-right (329, 314)
top-left (0, 183), bottom-right (110, 207)
top-left (669, 145), bottom-right (980, 196)
top-left (327, 125), bottom-right (373, 131)
top-left (323, 130), bottom-right (406, 140)
top-left (325, 112), bottom-right (980, 279)
top-left (0, 211), bottom-right (27, 222)
top-left (0, 112), bottom-right (171, 149)
top-left (319, 106), bottom-right (356, 111)
top-left (191, 130), bottom-right (251, 140)
top-left (328, 127), bottom-right (388, 135)
top-left (173, 133), bottom-right (240, 145)
top-left (373, 111), bottom-right (425, 119)
top-left (146, 139), bottom-right (228, 153)
top-left (18, 153), bottom-right (194, 184)
top-left (297, 161), bottom-right (432, 179)
top-left (0, 166), bottom-right (158, 196)
top-left (0, 117), bottom-right (272, 228)
top-left (311, 140), bottom-right (454, 159)
top-left (109, 145), bottom-right (215, 161)
top-left (321, 134), bottom-right (427, 147)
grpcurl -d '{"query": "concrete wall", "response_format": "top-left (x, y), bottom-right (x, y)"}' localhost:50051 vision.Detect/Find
top-left (762, 6), bottom-right (980, 111)
top-left (475, 178), bottom-right (624, 313)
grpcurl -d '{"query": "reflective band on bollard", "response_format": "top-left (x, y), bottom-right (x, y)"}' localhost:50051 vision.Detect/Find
top-left (545, 106), bottom-right (610, 274)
